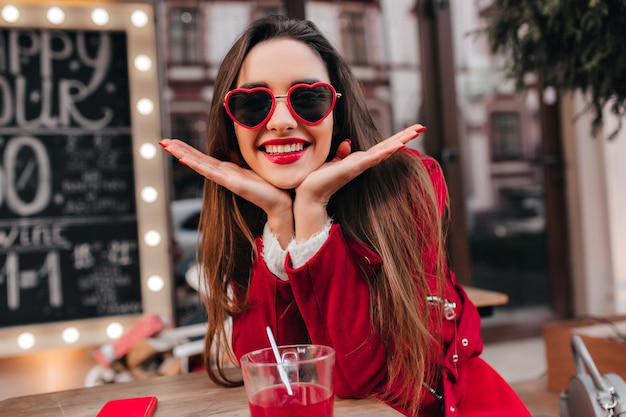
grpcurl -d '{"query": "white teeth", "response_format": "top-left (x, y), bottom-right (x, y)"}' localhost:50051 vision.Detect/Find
top-left (265, 143), bottom-right (304, 154)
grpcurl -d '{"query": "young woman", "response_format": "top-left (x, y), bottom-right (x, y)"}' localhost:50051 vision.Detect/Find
top-left (160, 15), bottom-right (531, 417)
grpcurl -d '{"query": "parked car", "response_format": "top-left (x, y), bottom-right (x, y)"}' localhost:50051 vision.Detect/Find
top-left (472, 187), bottom-right (545, 237)
top-left (170, 198), bottom-right (202, 277)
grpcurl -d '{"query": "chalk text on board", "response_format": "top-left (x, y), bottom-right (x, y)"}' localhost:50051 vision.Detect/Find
top-left (0, 30), bottom-right (114, 129)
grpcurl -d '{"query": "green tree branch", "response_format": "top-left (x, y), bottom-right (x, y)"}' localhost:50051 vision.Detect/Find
top-left (487, 0), bottom-right (626, 139)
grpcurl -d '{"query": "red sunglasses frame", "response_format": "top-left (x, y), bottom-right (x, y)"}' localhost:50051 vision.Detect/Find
top-left (223, 82), bottom-right (342, 129)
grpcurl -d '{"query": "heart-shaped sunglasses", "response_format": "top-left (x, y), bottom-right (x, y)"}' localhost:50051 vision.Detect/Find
top-left (224, 82), bottom-right (342, 129)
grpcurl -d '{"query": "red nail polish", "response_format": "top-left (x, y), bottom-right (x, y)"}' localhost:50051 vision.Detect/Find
top-left (417, 126), bottom-right (427, 133)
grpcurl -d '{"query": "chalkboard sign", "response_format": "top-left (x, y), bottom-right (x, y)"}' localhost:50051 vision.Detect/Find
top-left (0, 2), bottom-right (172, 358)
top-left (0, 29), bottom-right (142, 327)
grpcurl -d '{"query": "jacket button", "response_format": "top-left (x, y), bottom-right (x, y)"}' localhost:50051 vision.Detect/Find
top-left (450, 405), bottom-right (456, 412)
top-left (452, 354), bottom-right (458, 363)
top-left (461, 338), bottom-right (469, 346)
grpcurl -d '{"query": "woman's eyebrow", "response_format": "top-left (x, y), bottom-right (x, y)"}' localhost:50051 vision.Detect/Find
top-left (237, 79), bottom-right (324, 90)
top-left (238, 81), bottom-right (269, 89)
top-left (292, 78), bottom-right (323, 85)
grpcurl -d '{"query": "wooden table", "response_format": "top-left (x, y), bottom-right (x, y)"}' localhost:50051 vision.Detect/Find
top-left (0, 370), bottom-right (403, 417)
top-left (463, 285), bottom-right (509, 317)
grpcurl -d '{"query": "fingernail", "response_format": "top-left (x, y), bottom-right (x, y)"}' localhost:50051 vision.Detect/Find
top-left (416, 126), bottom-right (427, 133)
top-left (162, 147), bottom-right (172, 155)
top-left (158, 140), bottom-right (167, 147)
top-left (178, 159), bottom-right (187, 166)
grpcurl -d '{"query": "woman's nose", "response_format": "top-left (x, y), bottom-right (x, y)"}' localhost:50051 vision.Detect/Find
top-left (265, 100), bottom-right (297, 131)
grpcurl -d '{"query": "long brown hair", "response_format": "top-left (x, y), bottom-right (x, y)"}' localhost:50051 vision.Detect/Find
top-left (198, 15), bottom-right (446, 414)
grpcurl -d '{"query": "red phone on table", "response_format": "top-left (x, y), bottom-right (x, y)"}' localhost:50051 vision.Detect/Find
top-left (96, 396), bottom-right (157, 417)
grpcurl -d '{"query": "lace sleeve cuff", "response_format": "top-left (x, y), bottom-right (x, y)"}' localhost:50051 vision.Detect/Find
top-left (287, 218), bottom-right (332, 269)
top-left (262, 224), bottom-right (289, 281)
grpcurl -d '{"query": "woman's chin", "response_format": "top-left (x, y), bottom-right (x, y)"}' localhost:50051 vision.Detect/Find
top-left (268, 177), bottom-right (304, 191)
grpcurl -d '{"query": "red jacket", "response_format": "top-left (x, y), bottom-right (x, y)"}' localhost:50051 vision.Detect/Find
top-left (232, 150), bottom-right (531, 416)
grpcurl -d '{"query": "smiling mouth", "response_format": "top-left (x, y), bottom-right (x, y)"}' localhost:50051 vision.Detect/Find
top-left (263, 143), bottom-right (306, 155)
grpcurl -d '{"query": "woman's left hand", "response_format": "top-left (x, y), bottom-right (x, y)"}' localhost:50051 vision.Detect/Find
top-left (292, 124), bottom-right (425, 240)
top-left (297, 124), bottom-right (425, 203)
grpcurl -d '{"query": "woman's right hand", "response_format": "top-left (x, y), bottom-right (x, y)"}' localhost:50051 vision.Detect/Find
top-left (159, 139), bottom-right (294, 244)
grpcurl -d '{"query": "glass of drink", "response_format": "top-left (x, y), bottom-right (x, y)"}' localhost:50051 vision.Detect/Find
top-left (240, 344), bottom-right (335, 417)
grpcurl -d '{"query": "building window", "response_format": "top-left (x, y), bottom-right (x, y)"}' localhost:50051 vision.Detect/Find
top-left (254, 4), bottom-right (282, 20)
top-left (169, 8), bottom-right (201, 65)
top-left (340, 11), bottom-right (368, 66)
top-left (172, 115), bottom-right (206, 149)
top-left (491, 111), bottom-right (522, 160)
top-left (170, 115), bottom-right (206, 199)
